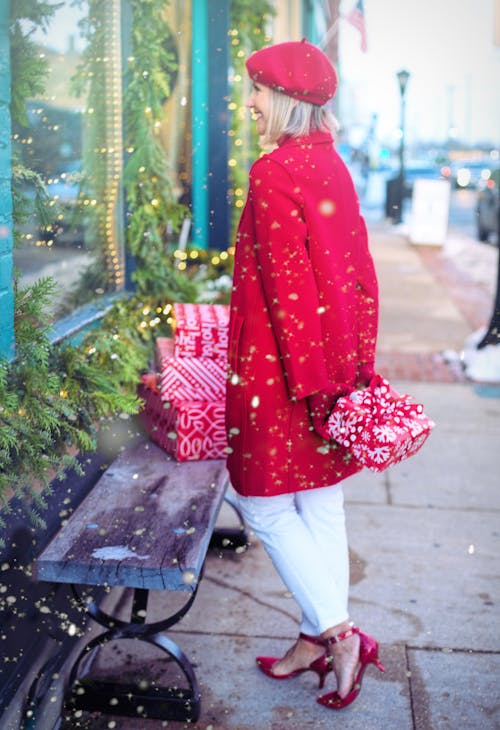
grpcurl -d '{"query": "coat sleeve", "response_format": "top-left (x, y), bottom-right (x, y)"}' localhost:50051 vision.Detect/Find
top-left (248, 157), bottom-right (331, 400)
top-left (354, 216), bottom-right (379, 383)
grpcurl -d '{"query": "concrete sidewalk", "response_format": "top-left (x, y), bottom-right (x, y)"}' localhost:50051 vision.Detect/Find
top-left (68, 224), bottom-right (500, 729)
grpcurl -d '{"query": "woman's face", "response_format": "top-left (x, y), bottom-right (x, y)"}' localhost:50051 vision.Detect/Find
top-left (246, 81), bottom-right (272, 135)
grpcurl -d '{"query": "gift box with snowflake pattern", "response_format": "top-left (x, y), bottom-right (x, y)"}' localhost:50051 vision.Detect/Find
top-left (327, 375), bottom-right (435, 472)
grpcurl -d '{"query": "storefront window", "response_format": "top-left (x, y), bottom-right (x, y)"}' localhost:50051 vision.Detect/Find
top-left (12, 0), bottom-right (125, 316)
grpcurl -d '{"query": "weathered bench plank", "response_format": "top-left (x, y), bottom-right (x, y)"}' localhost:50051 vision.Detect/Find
top-left (35, 438), bottom-right (229, 591)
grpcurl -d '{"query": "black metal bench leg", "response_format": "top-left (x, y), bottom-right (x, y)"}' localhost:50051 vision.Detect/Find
top-left (131, 586), bottom-right (149, 622)
top-left (21, 644), bottom-right (70, 730)
top-left (61, 586), bottom-right (202, 723)
top-left (63, 628), bottom-right (201, 722)
top-left (210, 492), bottom-right (249, 551)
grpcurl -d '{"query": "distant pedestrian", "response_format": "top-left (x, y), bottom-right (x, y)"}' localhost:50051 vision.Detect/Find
top-left (359, 149), bottom-right (370, 195)
top-left (225, 39), bottom-right (385, 710)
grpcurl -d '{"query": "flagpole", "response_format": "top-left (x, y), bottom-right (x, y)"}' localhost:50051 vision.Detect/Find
top-left (321, 0), bottom-right (341, 117)
top-left (319, 18), bottom-right (339, 52)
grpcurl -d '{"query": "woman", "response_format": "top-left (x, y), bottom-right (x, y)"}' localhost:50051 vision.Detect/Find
top-left (225, 39), bottom-right (383, 709)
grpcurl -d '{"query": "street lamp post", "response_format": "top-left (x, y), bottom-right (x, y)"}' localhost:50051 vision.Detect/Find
top-left (394, 69), bottom-right (410, 224)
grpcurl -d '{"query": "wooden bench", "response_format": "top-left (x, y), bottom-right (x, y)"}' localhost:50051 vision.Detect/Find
top-left (35, 436), bottom-right (246, 724)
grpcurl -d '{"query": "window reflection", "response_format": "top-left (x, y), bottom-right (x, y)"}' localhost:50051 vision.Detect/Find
top-left (12, 0), bottom-right (124, 315)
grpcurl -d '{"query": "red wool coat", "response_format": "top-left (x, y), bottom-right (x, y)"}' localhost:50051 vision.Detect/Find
top-left (226, 130), bottom-right (379, 497)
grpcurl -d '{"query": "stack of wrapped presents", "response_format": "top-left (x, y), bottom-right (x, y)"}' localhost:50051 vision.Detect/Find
top-left (138, 303), bottom-right (229, 461)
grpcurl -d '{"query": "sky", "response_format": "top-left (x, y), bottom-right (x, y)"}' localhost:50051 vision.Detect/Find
top-left (336, 0), bottom-right (500, 148)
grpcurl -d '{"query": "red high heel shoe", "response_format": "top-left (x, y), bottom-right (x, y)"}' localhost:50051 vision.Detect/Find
top-left (256, 632), bottom-right (332, 689)
top-left (317, 626), bottom-right (385, 709)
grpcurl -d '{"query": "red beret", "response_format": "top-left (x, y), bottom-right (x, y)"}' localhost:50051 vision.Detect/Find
top-left (245, 39), bottom-right (337, 106)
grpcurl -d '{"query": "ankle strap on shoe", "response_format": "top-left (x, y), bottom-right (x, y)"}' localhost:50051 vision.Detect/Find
top-left (299, 632), bottom-right (327, 648)
top-left (327, 625), bottom-right (359, 644)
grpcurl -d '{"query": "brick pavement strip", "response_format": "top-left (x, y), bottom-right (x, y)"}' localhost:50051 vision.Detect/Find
top-left (375, 350), bottom-right (467, 383)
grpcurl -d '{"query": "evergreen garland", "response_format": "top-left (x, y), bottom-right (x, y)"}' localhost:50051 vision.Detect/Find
top-left (0, 278), bottom-right (153, 531)
top-left (123, 0), bottom-right (195, 300)
top-left (9, 0), bottom-right (54, 127)
top-left (9, 0), bottom-right (55, 245)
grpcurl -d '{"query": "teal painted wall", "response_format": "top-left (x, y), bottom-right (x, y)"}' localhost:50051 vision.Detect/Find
top-left (192, 0), bottom-right (231, 250)
top-left (0, 0), bottom-right (13, 359)
top-left (191, 0), bottom-right (209, 248)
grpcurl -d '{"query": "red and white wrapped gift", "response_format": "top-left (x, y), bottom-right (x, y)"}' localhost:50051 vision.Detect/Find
top-left (138, 374), bottom-right (227, 462)
top-left (327, 375), bottom-right (435, 473)
top-left (172, 303), bottom-right (229, 361)
top-left (156, 337), bottom-right (227, 403)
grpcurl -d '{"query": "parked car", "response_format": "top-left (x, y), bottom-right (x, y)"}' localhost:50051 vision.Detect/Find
top-left (476, 168), bottom-right (499, 244)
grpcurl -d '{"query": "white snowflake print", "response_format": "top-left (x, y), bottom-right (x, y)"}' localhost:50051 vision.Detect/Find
top-left (372, 424), bottom-right (398, 443)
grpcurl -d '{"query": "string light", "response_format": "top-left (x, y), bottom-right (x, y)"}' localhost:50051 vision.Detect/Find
top-left (101, 0), bottom-right (126, 290)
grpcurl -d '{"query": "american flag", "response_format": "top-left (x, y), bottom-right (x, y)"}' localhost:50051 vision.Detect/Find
top-left (346, 0), bottom-right (368, 53)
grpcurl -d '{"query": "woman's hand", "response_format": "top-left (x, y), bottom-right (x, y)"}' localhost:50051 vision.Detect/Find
top-left (355, 363), bottom-right (375, 389)
top-left (307, 385), bottom-right (348, 440)
top-left (307, 363), bottom-right (375, 440)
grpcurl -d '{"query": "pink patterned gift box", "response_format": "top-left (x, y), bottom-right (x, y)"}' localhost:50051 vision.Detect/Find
top-left (156, 337), bottom-right (227, 403)
top-left (138, 374), bottom-right (227, 462)
top-left (327, 376), bottom-right (435, 473)
top-left (172, 303), bottom-right (229, 361)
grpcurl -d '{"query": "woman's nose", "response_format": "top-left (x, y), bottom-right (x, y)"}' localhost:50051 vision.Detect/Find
top-left (245, 93), bottom-right (255, 109)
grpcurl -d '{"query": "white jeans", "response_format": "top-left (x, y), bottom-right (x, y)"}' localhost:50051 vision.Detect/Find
top-left (237, 483), bottom-right (350, 636)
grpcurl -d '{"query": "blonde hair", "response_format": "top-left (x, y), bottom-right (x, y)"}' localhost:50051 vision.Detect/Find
top-left (261, 88), bottom-right (339, 147)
